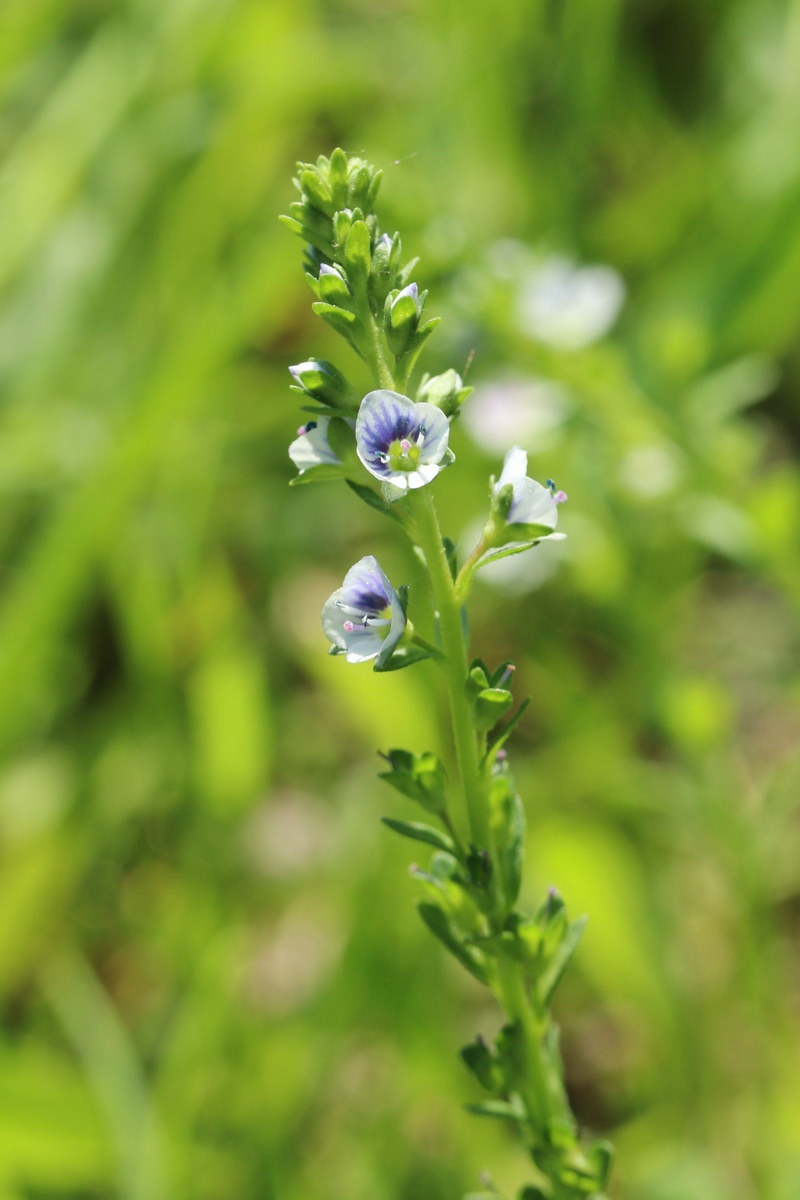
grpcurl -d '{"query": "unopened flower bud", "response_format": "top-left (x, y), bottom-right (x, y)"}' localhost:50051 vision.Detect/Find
top-left (288, 358), bottom-right (356, 410)
top-left (416, 369), bottom-right (473, 417)
top-left (390, 283), bottom-right (420, 333)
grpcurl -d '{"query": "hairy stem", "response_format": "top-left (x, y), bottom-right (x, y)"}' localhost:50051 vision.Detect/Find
top-left (410, 487), bottom-right (491, 850)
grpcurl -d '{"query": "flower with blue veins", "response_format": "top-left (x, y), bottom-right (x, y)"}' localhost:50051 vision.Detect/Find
top-left (322, 556), bottom-right (407, 663)
top-left (493, 445), bottom-right (567, 538)
top-left (355, 389), bottom-right (451, 493)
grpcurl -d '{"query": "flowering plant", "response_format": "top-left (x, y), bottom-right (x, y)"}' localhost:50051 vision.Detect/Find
top-left (282, 150), bottom-right (613, 1200)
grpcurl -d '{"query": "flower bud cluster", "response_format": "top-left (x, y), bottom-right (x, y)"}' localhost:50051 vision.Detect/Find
top-left (281, 149), bottom-right (436, 388)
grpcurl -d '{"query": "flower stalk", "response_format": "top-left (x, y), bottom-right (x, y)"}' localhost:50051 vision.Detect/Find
top-left (281, 149), bottom-right (612, 1200)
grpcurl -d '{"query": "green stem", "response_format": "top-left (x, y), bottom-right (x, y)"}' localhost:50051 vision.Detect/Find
top-left (454, 532), bottom-right (487, 603)
top-left (496, 952), bottom-right (552, 1135)
top-left (357, 318), bottom-right (561, 1184)
top-left (441, 810), bottom-right (468, 862)
top-left (409, 630), bottom-right (446, 661)
top-left (362, 306), bottom-right (395, 390)
top-left (409, 487), bottom-right (491, 851)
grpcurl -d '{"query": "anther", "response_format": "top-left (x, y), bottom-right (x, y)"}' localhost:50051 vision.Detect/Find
top-left (497, 663), bottom-right (515, 689)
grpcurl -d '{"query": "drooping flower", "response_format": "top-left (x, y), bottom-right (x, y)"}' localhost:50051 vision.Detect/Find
top-left (355, 389), bottom-right (451, 492)
top-left (322, 556), bottom-right (406, 663)
top-left (494, 446), bottom-right (565, 533)
top-left (288, 416), bottom-right (352, 475)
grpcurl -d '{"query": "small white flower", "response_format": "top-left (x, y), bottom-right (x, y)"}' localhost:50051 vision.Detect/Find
top-left (321, 556), bottom-right (407, 664)
top-left (355, 389), bottom-right (451, 493)
top-left (495, 446), bottom-right (566, 536)
top-left (288, 416), bottom-right (352, 475)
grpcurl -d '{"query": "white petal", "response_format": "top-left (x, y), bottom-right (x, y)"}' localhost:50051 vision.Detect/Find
top-left (415, 403), bottom-right (450, 465)
top-left (507, 477), bottom-right (558, 528)
top-left (289, 418), bottom-right (338, 473)
top-left (406, 463), bottom-right (441, 489)
top-left (497, 445), bottom-right (528, 489)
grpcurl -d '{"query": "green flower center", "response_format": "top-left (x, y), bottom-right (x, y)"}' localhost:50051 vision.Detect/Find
top-left (387, 436), bottom-right (421, 473)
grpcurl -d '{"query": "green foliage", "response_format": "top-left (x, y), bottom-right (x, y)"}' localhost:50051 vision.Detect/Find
top-left (2, 0), bottom-right (800, 1198)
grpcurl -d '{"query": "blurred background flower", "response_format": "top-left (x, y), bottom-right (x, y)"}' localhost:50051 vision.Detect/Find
top-left (2, 1), bottom-right (800, 1198)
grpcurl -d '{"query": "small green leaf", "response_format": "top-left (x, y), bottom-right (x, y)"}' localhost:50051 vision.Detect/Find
top-left (397, 255), bottom-right (419, 286)
top-left (288, 464), bottom-right (346, 485)
top-left (472, 688), bottom-right (514, 733)
top-left (345, 479), bottom-right (406, 525)
top-left (477, 541), bottom-right (541, 570)
top-left (311, 301), bottom-right (357, 327)
top-left (311, 302), bottom-right (361, 350)
top-left (418, 902), bottom-right (489, 984)
top-left (381, 817), bottom-right (455, 855)
top-left (326, 416), bottom-right (356, 461)
top-left (442, 536), bottom-right (458, 581)
top-left (485, 698), bottom-right (531, 760)
top-left (390, 292), bottom-right (418, 331)
top-left (464, 1099), bottom-right (525, 1122)
top-left (278, 214), bottom-right (304, 238)
top-left (589, 1140), bottom-right (615, 1190)
top-left (491, 782), bottom-right (525, 911)
top-left (538, 915), bottom-right (588, 1007)
top-left (460, 1037), bottom-right (498, 1091)
top-left (318, 269), bottom-right (351, 305)
top-left (378, 749), bottom-right (448, 812)
top-left (396, 316), bottom-right (440, 376)
top-left (300, 169), bottom-right (335, 215)
top-left (329, 147), bottom-right (349, 203)
top-left (344, 219), bottom-right (371, 288)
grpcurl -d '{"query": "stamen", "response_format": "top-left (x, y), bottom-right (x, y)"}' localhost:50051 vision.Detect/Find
top-left (297, 424), bottom-right (307, 436)
top-left (497, 663), bottom-right (515, 689)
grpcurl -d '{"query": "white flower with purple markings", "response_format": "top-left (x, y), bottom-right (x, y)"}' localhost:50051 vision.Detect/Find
top-left (355, 389), bottom-right (451, 493)
top-left (492, 446), bottom-right (567, 541)
top-left (288, 416), bottom-right (353, 476)
top-left (322, 556), bottom-right (407, 664)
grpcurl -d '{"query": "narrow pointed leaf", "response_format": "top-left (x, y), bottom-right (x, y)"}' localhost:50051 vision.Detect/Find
top-left (381, 818), bottom-right (455, 855)
top-left (538, 916), bottom-right (588, 1007)
top-left (345, 479), bottom-right (406, 525)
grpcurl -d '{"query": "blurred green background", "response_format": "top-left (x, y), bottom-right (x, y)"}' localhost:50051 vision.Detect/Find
top-left (2, 0), bottom-right (800, 1197)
